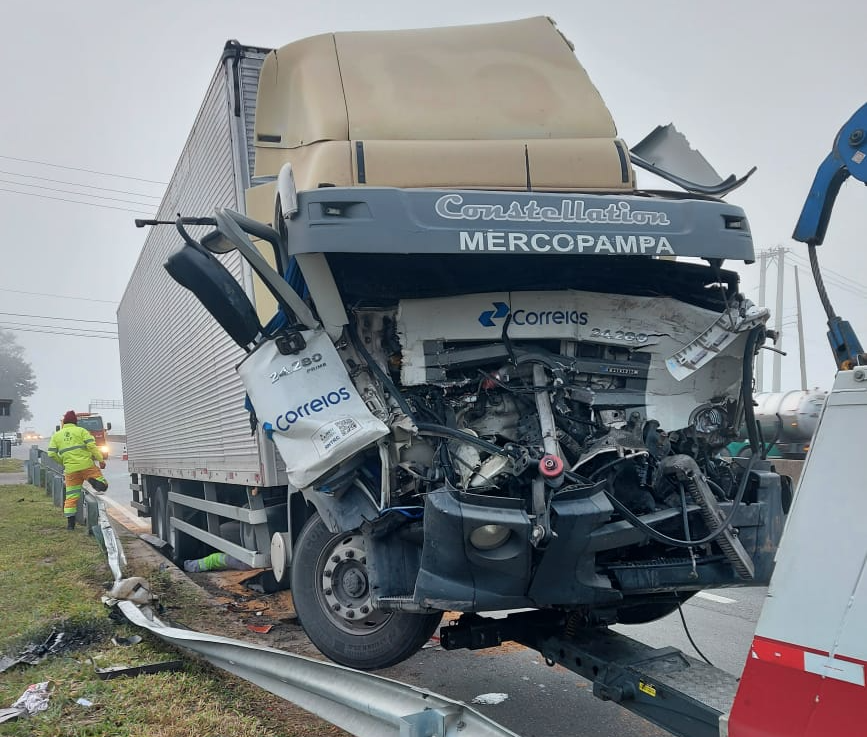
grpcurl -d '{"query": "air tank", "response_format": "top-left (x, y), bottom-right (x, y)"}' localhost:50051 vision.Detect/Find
top-left (752, 389), bottom-right (828, 458)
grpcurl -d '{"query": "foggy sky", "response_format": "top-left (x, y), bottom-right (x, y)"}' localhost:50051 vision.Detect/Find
top-left (1, 0), bottom-right (865, 434)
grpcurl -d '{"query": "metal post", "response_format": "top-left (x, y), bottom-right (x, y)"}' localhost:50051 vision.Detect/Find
top-left (757, 250), bottom-right (768, 392)
top-left (794, 265), bottom-right (808, 390)
top-left (773, 248), bottom-right (785, 392)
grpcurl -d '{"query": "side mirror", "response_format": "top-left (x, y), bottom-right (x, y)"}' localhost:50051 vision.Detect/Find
top-left (165, 244), bottom-right (262, 350)
top-left (106, 422), bottom-right (112, 431)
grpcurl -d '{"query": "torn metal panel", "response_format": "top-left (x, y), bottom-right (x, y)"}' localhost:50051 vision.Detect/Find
top-left (95, 660), bottom-right (184, 680)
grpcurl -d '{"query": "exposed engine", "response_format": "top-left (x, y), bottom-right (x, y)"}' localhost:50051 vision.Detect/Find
top-left (352, 290), bottom-right (760, 514)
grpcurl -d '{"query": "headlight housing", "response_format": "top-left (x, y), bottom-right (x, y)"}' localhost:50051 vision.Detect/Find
top-left (469, 524), bottom-right (511, 551)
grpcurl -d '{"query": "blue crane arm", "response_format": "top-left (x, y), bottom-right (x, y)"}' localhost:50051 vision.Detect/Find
top-left (793, 103), bottom-right (867, 369)
top-left (793, 102), bottom-right (867, 245)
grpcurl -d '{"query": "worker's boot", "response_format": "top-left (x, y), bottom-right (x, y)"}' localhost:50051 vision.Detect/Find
top-left (66, 516), bottom-right (76, 531)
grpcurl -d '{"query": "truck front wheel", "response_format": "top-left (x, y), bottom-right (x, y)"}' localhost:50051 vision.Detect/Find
top-left (290, 514), bottom-right (441, 670)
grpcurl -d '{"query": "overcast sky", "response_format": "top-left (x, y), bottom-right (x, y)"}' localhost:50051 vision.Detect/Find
top-left (2, 0), bottom-right (865, 434)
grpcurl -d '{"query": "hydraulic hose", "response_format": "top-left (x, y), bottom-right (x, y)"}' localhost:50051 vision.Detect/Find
top-left (741, 326), bottom-right (763, 458)
top-left (414, 423), bottom-right (517, 458)
top-left (809, 245), bottom-right (837, 321)
top-left (567, 452), bottom-right (758, 549)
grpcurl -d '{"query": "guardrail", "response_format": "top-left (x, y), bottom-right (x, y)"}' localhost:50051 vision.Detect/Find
top-left (26, 449), bottom-right (521, 737)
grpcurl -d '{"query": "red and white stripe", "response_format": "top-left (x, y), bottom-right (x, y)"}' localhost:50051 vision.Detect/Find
top-left (729, 636), bottom-right (867, 737)
top-left (728, 372), bottom-right (867, 737)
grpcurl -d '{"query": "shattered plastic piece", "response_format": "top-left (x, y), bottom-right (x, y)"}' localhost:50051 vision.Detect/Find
top-left (245, 624), bottom-right (274, 634)
top-left (471, 693), bottom-right (509, 705)
top-left (76, 698), bottom-right (93, 707)
top-left (111, 635), bottom-right (143, 647)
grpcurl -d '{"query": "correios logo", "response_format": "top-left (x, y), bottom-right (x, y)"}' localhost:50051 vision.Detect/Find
top-left (478, 302), bottom-right (589, 328)
top-left (478, 301), bottom-right (510, 327)
top-left (274, 387), bottom-right (352, 432)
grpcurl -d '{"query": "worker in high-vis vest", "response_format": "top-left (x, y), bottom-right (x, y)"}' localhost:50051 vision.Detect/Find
top-left (47, 410), bottom-right (108, 530)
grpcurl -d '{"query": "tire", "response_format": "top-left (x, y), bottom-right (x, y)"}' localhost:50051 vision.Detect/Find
top-left (290, 514), bottom-right (442, 670)
top-left (150, 482), bottom-right (169, 541)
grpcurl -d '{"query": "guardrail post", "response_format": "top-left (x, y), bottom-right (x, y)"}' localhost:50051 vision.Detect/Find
top-left (52, 476), bottom-right (64, 507)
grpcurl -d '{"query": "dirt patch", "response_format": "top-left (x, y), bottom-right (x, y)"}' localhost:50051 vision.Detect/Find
top-left (115, 524), bottom-right (326, 660)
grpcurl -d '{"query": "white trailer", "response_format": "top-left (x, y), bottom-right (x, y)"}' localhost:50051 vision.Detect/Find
top-left (118, 41), bottom-right (303, 568)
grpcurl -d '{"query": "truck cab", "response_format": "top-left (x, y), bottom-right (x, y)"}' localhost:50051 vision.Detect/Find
top-left (128, 17), bottom-right (788, 672)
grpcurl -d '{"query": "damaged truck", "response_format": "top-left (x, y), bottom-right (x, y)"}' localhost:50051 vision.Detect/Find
top-left (119, 17), bottom-right (788, 671)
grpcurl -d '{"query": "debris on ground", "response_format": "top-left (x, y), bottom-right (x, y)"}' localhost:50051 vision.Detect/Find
top-left (422, 634), bottom-right (441, 650)
top-left (0, 630), bottom-right (65, 674)
top-left (0, 681), bottom-right (52, 723)
top-left (246, 624), bottom-right (274, 634)
top-left (138, 533), bottom-right (170, 551)
top-left (95, 660), bottom-right (185, 680)
top-left (104, 576), bottom-right (156, 605)
top-left (111, 635), bottom-right (143, 647)
top-left (471, 692), bottom-right (509, 705)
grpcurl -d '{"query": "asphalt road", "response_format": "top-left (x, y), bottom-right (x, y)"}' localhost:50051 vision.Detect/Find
top-left (18, 443), bottom-right (763, 737)
top-left (378, 588), bottom-right (764, 737)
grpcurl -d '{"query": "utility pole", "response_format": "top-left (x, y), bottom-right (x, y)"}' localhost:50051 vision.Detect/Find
top-left (773, 247), bottom-right (785, 392)
top-left (794, 265), bottom-right (808, 390)
top-left (757, 250), bottom-right (768, 392)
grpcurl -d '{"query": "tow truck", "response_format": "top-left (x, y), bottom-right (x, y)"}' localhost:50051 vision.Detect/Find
top-left (440, 104), bottom-right (867, 737)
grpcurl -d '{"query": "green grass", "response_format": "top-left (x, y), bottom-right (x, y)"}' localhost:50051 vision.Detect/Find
top-left (0, 483), bottom-right (346, 737)
top-left (0, 458), bottom-right (23, 473)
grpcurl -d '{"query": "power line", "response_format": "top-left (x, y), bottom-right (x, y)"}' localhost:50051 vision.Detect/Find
top-left (0, 178), bottom-right (160, 208)
top-left (0, 324), bottom-right (118, 340)
top-left (0, 169), bottom-right (163, 199)
top-left (0, 287), bottom-right (118, 305)
top-left (0, 319), bottom-right (117, 335)
top-left (0, 154), bottom-right (167, 185)
top-left (787, 251), bottom-right (867, 295)
top-left (0, 311), bottom-right (116, 325)
top-left (0, 187), bottom-right (152, 215)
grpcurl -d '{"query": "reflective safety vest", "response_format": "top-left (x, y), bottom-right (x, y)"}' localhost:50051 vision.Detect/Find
top-left (48, 423), bottom-right (103, 472)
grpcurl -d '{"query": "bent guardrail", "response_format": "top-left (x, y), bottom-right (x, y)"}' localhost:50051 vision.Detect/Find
top-left (24, 448), bottom-right (520, 737)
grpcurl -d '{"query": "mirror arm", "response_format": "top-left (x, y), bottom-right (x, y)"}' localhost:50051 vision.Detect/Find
top-left (214, 208), bottom-right (318, 330)
top-left (224, 210), bottom-right (289, 277)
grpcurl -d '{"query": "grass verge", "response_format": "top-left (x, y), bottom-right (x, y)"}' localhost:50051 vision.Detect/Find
top-left (0, 458), bottom-right (23, 473)
top-left (0, 483), bottom-right (346, 737)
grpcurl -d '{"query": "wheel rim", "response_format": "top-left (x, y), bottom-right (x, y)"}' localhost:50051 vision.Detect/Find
top-left (315, 533), bottom-right (391, 635)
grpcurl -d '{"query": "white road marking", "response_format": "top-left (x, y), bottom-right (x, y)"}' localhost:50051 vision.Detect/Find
top-left (695, 591), bottom-right (737, 604)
